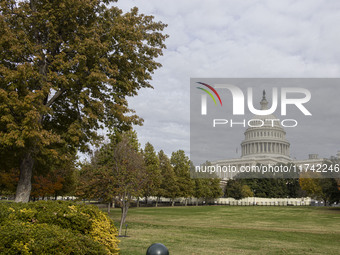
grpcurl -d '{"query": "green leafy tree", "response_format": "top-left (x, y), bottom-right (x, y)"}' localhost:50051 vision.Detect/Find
top-left (142, 142), bottom-right (161, 204)
top-left (0, 0), bottom-right (167, 202)
top-left (157, 150), bottom-right (179, 206)
top-left (193, 179), bottom-right (209, 206)
top-left (299, 172), bottom-right (340, 205)
top-left (208, 178), bottom-right (223, 200)
top-left (225, 180), bottom-right (253, 200)
top-left (240, 184), bottom-right (253, 198)
top-left (242, 178), bottom-right (287, 198)
top-left (192, 178), bottom-right (221, 205)
top-left (191, 161), bottom-right (222, 205)
top-left (171, 150), bottom-right (194, 205)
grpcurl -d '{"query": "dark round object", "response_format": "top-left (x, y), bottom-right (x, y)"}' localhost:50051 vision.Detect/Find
top-left (146, 243), bottom-right (169, 255)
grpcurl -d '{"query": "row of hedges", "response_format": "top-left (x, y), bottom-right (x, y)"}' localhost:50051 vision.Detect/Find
top-left (0, 201), bottom-right (120, 254)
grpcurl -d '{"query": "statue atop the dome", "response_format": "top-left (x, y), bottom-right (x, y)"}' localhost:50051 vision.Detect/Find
top-left (260, 90), bottom-right (268, 110)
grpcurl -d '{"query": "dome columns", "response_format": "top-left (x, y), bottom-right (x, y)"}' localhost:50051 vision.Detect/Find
top-left (241, 141), bottom-right (290, 157)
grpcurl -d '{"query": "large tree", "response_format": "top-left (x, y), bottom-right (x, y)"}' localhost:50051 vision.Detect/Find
top-left (0, 0), bottom-right (167, 202)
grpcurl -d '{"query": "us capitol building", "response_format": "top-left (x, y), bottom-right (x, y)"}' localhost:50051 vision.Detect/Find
top-left (212, 91), bottom-right (340, 181)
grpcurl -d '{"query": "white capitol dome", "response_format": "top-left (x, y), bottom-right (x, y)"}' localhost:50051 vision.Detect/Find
top-left (241, 90), bottom-right (290, 160)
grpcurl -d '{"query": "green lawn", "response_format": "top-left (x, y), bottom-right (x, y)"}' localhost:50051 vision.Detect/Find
top-left (108, 206), bottom-right (340, 255)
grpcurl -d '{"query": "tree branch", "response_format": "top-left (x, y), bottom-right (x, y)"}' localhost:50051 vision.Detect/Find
top-left (46, 88), bottom-right (66, 107)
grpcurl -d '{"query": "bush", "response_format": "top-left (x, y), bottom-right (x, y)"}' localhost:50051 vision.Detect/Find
top-left (0, 201), bottom-right (120, 255)
top-left (0, 221), bottom-right (108, 255)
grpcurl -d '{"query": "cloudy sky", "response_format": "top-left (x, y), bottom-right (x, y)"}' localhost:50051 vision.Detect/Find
top-left (115, 0), bottom-right (340, 159)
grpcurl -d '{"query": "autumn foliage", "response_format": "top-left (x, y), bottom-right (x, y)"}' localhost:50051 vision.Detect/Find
top-left (31, 174), bottom-right (64, 198)
top-left (0, 0), bottom-right (167, 202)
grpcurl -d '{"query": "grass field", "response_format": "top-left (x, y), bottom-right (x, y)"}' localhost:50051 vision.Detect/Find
top-left (108, 206), bottom-right (340, 255)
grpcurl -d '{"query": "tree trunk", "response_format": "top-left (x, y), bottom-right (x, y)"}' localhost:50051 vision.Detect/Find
top-left (196, 199), bottom-right (199, 206)
top-left (137, 197), bottom-right (140, 207)
top-left (15, 152), bottom-right (34, 203)
top-left (185, 198), bottom-right (188, 206)
top-left (119, 201), bottom-right (129, 236)
top-left (155, 197), bottom-right (159, 207)
top-left (107, 202), bottom-right (111, 213)
top-left (171, 199), bottom-right (175, 207)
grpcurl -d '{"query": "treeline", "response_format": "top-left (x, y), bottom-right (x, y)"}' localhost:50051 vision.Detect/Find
top-left (225, 162), bottom-right (340, 205)
top-left (0, 131), bottom-right (223, 204)
top-left (76, 131), bottom-right (223, 207)
top-left (225, 178), bottom-right (304, 200)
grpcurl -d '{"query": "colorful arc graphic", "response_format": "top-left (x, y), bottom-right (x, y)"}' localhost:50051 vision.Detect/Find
top-left (196, 87), bottom-right (217, 105)
top-left (196, 82), bottom-right (222, 106)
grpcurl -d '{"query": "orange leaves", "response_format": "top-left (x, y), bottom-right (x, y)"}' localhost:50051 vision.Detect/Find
top-left (0, 168), bottom-right (19, 194)
top-left (31, 174), bottom-right (64, 198)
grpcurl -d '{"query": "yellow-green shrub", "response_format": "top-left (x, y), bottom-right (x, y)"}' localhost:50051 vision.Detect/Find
top-left (0, 201), bottom-right (120, 255)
